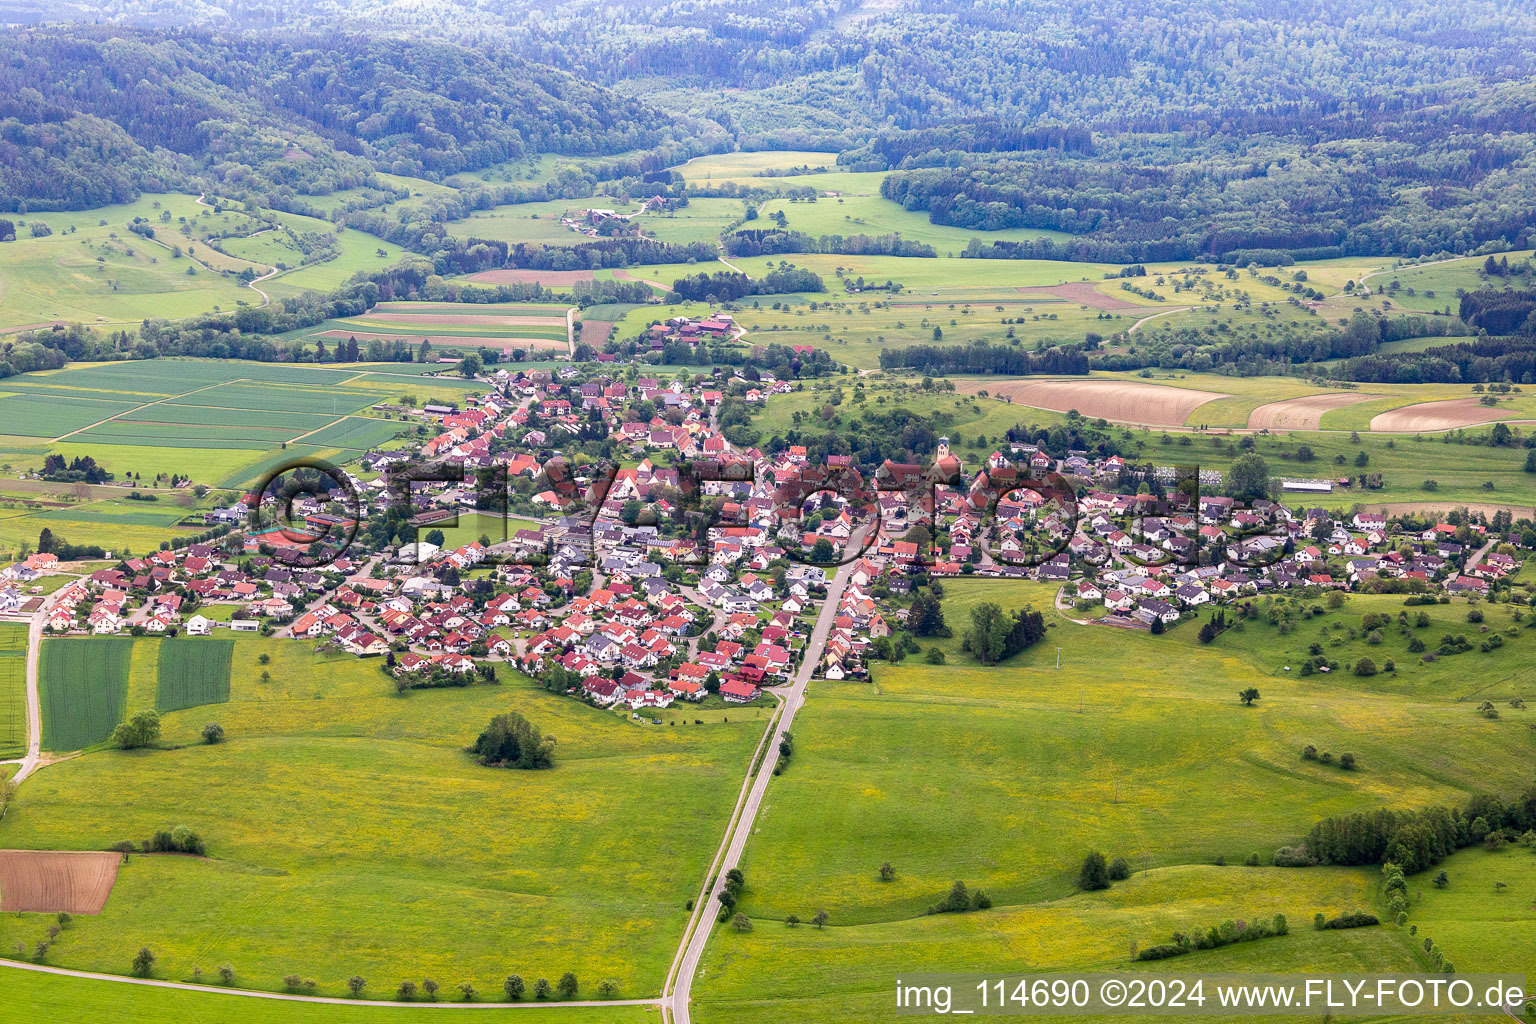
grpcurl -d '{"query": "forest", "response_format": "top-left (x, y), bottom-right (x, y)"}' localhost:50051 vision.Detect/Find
top-left (0, 26), bottom-right (707, 211)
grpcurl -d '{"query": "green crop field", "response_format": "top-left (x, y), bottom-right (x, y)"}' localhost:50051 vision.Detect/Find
top-left (0, 635), bottom-right (772, 999)
top-left (0, 623), bottom-right (27, 759)
top-left (39, 637), bottom-right (134, 751)
top-left (155, 637), bottom-right (235, 713)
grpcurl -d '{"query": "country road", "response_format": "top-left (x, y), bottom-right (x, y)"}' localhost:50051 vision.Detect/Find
top-left (663, 549), bottom-right (861, 1024)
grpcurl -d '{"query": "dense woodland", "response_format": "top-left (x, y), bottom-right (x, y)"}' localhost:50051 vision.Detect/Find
top-left (0, 26), bottom-right (708, 211)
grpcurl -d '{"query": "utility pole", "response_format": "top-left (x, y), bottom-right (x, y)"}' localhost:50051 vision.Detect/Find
top-left (1056, 646), bottom-right (1062, 669)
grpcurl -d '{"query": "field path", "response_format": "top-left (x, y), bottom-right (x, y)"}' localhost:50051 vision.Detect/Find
top-left (1127, 306), bottom-right (1197, 333)
top-left (665, 545), bottom-right (863, 1024)
top-left (566, 306), bottom-right (576, 356)
top-left (0, 960), bottom-right (661, 1009)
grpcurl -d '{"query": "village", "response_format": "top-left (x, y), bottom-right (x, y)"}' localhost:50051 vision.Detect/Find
top-left (4, 359), bottom-right (1528, 719)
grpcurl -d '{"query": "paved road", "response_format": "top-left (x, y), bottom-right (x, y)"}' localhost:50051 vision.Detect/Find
top-left (5, 593), bottom-right (50, 784)
top-left (664, 553), bottom-right (859, 1024)
top-left (0, 959), bottom-right (661, 1008)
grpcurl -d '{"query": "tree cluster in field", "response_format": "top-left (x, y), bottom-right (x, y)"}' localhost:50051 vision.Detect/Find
top-left (1300, 746), bottom-right (1357, 771)
top-left (1077, 851), bottom-right (1132, 891)
top-left (906, 591), bottom-right (951, 637)
top-left (723, 228), bottom-right (936, 259)
top-left (1137, 912), bottom-right (1287, 961)
top-left (1312, 910), bottom-right (1379, 930)
top-left (1277, 783), bottom-right (1536, 873)
top-left (879, 341), bottom-right (1088, 376)
top-left (111, 710), bottom-right (161, 750)
top-left (507, 237), bottom-right (718, 270)
top-left (668, 266), bottom-right (825, 303)
top-left (467, 712), bottom-right (555, 770)
top-left (716, 867), bottom-right (747, 922)
top-left (1337, 332), bottom-right (1536, 385)
top-left (926, 879), bottom-right (991, 915)
top-left (961, 602), bottom-right (1046, 666)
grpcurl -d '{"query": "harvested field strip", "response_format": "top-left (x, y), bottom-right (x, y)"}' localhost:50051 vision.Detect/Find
top-left (371, 301), bottom-right (570, 315)
top-left (466, 268), bottom-right (596, 285)
top-left (1369, 397), bottom-right (1536, 432)
top-left (155, 637), bottom-right (234, 713)
top-left (1246, 392), bottom-right (1384, 429)
top-left (39, 638), bottom-right (134, 751)
top-left (953, 378), bottom-right (1229, 428)
top-left (352, 312), bottom-right (566, 327)
top-left (1014, 281), bottom-right (1144, 310)
top-left (0, 851), bottom-right (121, 914)
top-left (317, 330), bottom-right (566, 349)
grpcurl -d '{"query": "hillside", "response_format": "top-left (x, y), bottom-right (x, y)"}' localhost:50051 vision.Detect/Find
top-left (0, 27), bottom-right (687, 211)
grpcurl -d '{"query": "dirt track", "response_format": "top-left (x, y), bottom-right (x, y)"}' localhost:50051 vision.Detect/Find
top-left (1247, 392), bottom-right (1382, 429)
top-left (956, 378), bottom-right (1228, 428)
top-left (1369, 398), bottom-right (1533, 432)
top-left (0, 850), bottom-right (120, 914)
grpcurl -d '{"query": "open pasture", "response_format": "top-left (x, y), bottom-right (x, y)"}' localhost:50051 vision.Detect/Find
top-left (0, 194), bottom-right (259, 330)
top-left (0, 636), bottom-right (771, 999)
top-left (39, 638), bottom-right (134, 751)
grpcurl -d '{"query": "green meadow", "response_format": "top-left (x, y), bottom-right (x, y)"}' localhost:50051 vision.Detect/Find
top-left (0, 969), bottom-right (659, 1024)
top-left (0, 194), bottom-right (259, 329)
top-left (0, 634), bottom-right (772, 1000)
top-left (689, 583), bottom-right (1536, 1023)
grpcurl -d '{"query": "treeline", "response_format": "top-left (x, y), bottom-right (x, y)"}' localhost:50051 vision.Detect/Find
top-left (881, 129), bottom-right (1536, 262)
top-left (1283, 784), bottom-right (1536, 874)
top-left (1091, 312), bottom-right (1466, 375)
top-left (669, 267), bottom-right (824, 302)
top-left (1460, 289), bottom-right (1536, 335)
top-left (879, 341), bottom-right (1089, 375)
top-left (723, 229), bottom-right (936, 258)
top-left (505, 238), bottom-right (718, 270)
top-left (1335, 336), bottom-right (1536, 385)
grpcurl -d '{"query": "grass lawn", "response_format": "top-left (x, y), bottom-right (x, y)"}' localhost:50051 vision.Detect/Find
top-left (0, 634), bottom-right (770, 1000)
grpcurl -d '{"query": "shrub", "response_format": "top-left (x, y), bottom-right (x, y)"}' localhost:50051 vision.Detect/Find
top-left (1107, 856), bottom-right (1131, 881)
top-left (1353, 657), bottom-right (1377, 676)
top-left (201, 722), bottom-right (224, 744)
top-left (1077, 852), bottom-right (1111, 891)
top-left (1319, 910), bottom-right (1379, 930)
top-left (1273, 845), bottom-right (1317, 867)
